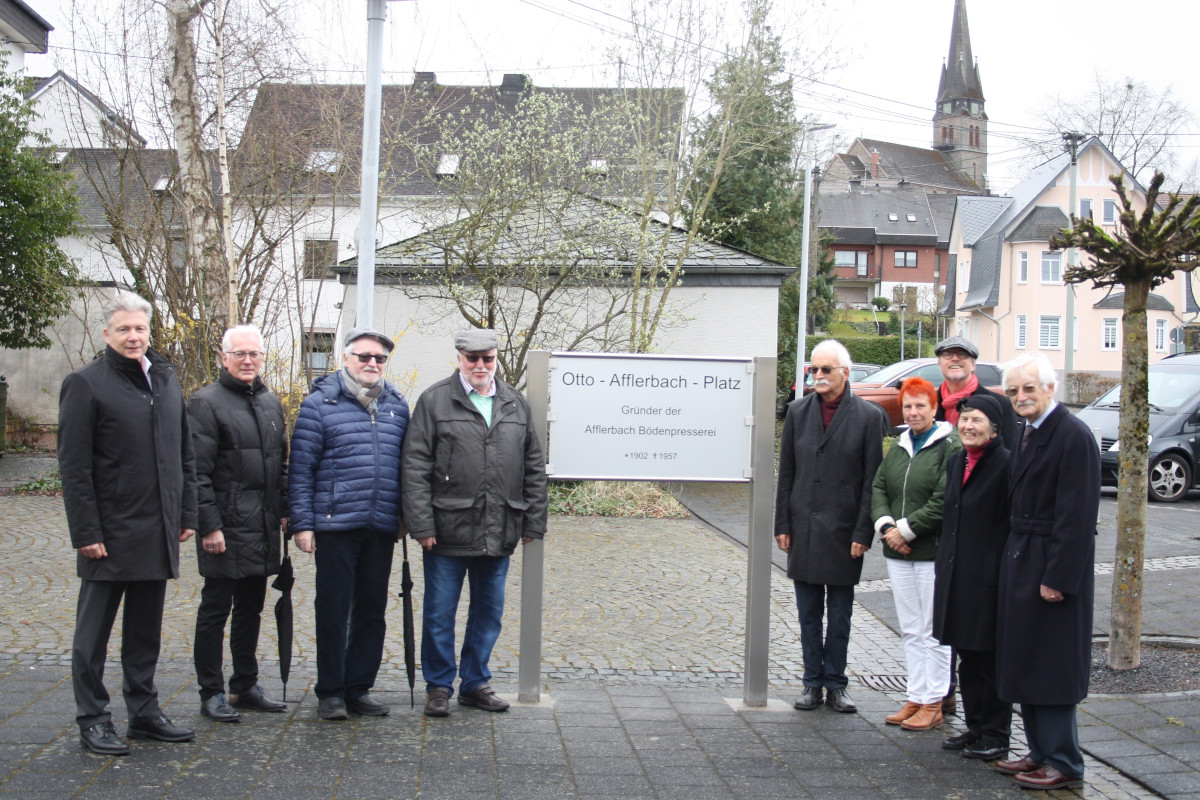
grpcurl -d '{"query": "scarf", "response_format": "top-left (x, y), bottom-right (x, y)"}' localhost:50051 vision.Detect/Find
top-left (963, 444), bottom-right (986, 485)
top-left (341, 368), bottom-right (383, 415)
top-left (819, 387), bottom-right (844, 429)
top-left (939, 374), bottom-right (979, 425)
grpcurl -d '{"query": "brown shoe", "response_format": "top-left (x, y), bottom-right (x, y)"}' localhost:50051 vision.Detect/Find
top-left (885, 701), bottom-right (921, 725)
top-left (900, 703), bottom-right (944, 730)
top-left (941, 693), bottom-right (957, 716)
top-left (993, 756), bottom-right (1041, 775)
top-left (1013, 765), bottom-right (1083, 790)
top-left (424, 687), bottom-right (451, 718)
top-left (458, 685), bottom-right (509, 712)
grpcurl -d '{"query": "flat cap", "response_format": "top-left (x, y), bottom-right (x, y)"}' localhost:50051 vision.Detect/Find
top-left (344, 327), bottom-right (394, 352)
top-left (455, 328), bottom-right (500, 352)
top-left (933, 335), bottom-right (979, 359)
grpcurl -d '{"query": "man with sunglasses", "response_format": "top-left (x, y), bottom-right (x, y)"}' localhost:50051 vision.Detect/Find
top-left (402, 329), bottom-right (547, 718)
top-left (290, 327), bottom-right (410, 720)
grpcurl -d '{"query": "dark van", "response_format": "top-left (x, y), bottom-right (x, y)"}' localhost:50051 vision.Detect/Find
top-left (1076, 353), bottom-right (1200, 502)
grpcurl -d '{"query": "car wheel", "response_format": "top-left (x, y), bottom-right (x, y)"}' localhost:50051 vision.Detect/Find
top-left (1149, 453), bottom-right (1192, 503)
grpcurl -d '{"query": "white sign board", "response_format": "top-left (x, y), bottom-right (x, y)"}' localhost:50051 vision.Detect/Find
top-left (547, 352), bottom-right (755, 481)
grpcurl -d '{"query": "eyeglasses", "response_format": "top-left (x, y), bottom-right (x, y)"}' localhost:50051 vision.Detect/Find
top-left (939, 351), bottom-right (972, 360)
top-left (809, 365), bottom-right (842, 374)
top-left (1004, 384), bottom-right (1040, 397)
top-left (351, 352), bottom-right (388, 364)
top-left (225, 350), bottom-right (264, 360)
top-left (462, 354), bottom-right (496, 364)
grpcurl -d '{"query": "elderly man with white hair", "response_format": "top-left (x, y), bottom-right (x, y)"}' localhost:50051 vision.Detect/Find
top-left (992, 352), bottom-right (1099, 791)
top-left (774, 339), bottom-right (888, 714)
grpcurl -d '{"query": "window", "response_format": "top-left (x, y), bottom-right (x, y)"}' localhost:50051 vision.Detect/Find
top-left (1017, 251), bottom-right (1028, 283)
top-left (906, 213), bottom-right (917, 223)
top-left (303, 330), bottom-right (335, 373)
top-left (894, 250), bottom-right (918, 268)
top-left (1156, 319), bottom-right (1167, 352)
top-left (1103, 199), bottom-right (1118, 224)
top-left (1041, 250), bottom-right (1062, 283)
top-left (1102, 318), bottom-right (1118, 350)
top-left (1079, 199), bottom-right (1093, 220)
top-left (1016, 314), bottom-right (1027, 349)
top-left (152, 176), bottom-right (170, 193)
top-left (435, 153), bottom-right (461, 177)
top-left (887, 213), bottom-right (899, 222)
top-left (1039, 315), bottom-right (1062, 349)
top-left (834, 251), bottom-right (868, 277)
top-left (302, 239), bottom-right (338, 280)
top-left (305, 149), bottom-right (341, 174)
top-left (586, 157), bottom-right (608, 175)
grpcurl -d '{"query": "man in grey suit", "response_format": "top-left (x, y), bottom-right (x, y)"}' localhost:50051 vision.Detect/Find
top-left (775, 339), bottom-right (887, 713)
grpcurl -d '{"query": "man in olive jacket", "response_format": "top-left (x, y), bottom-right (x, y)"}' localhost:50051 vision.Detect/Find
top-left (775, 339), bottom-right (887, 714)
top-left (188, 325), bottom-right (289, 723)
top-left (402, 329), bottom-right (547, 718)
top-left (58, 292), bottom-right (198, 756)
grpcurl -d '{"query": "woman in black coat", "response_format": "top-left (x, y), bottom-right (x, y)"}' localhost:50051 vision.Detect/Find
top-left (933, 393), bottom-right (1012, 760)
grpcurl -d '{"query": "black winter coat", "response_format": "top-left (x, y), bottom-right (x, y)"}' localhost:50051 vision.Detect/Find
top-left (774, 388), bottom-right (887, 586)
top-left (402, 373), bottom-right (547, 557)
top-left (188, 369), bottom-right (287, 579)
top-left (997, 405), bottom-right (1099, 705)
top-left (933, 436), bottom-right (1010, 651)
top-left (58, 346), bottom-right (198, 581)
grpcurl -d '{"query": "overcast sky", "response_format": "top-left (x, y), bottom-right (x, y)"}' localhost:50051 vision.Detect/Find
top-left (25, 0), bottom-right (1200, 193)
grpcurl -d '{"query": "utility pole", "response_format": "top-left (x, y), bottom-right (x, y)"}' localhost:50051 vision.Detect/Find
top-left (355, 0), bottom-right (391, 330)
top-left (1062, 132), bottom-right (1086, 377)
top-left (795, 123), bottom-right (835, 386)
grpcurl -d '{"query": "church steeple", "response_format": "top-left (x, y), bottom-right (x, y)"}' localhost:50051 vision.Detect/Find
top-left (933, 0), bottom-right (987, 190)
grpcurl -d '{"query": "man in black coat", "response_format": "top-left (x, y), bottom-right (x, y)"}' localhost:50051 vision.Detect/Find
top-left (58, 293), bottom-right (198, 756)
top-left (775, 339), bottom-right (887, 714)
top-left (189, 325), bottom-right (289, 723)
top-left (993, 352), bottom-right (1099, 791)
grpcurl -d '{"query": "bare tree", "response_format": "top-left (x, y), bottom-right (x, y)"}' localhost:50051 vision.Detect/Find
top-left (1052, 172), bottom-right (1200, 670)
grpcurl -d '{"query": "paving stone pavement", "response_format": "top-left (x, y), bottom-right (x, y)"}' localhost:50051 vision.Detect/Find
top-left (0, 482), bottom-right (1191, 798)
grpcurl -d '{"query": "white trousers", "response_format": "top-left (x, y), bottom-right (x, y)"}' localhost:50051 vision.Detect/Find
top-left (887, 559), bottom-right (951, 704)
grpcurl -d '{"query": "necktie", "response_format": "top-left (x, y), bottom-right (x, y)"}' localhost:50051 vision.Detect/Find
top-left (1021, 423), bottom-right (1034, 453)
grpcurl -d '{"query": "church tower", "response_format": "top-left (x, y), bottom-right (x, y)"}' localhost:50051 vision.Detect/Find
top-left (932, 0), bottom-right (987, 190)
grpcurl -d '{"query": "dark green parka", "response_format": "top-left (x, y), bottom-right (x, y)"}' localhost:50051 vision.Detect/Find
top-left (871, 421), bottom-right (960, 561)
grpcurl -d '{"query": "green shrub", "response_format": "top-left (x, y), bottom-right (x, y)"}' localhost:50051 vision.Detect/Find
top-left (872, 297), bottom-right (890, 311)
top-left (12, 467), bottom-right (61, 495)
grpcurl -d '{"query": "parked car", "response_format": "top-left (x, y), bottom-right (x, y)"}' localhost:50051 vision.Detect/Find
top-left (1076, 353), bottom-right (1200, 502)
top-left (850, 357), bottom-right (1006, 432)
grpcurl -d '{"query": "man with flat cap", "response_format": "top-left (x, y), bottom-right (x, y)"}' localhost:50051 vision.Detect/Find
top-left (290, 327), bottom-right (409, 720)
top-left (933, 336), bottom-right (1018, 450)
top-left (402, 329), bottom-right (547, 718)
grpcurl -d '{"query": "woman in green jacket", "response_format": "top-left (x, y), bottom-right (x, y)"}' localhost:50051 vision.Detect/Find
top-left (871, 376), bottom-right (961, 732)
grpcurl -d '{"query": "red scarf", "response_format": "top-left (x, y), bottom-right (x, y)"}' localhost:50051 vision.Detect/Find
top-left (940, 374), bottom-right (979, 425)
top-left (963, 444), bottom-right (986, 484)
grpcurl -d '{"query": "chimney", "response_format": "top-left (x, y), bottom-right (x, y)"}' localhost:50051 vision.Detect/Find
top-left (499, 73), bottom-right (530, 96)
top-left (413, 72), bottom-right (437, 89)
top-left (870, 150), bottom-right (881, 179)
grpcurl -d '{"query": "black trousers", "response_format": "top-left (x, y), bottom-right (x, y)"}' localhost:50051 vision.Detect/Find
top-left (957, 647), bottom-right (1011, 744)
top-left (72, 579), bottom-right (166, 729)
top-left (1022, 703), bottom-right (1084, 778)
top-left (194, 575), bottom-right (268, 700)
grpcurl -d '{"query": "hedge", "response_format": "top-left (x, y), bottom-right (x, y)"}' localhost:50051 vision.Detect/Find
top-left (804, 335), bottom-right (931, 366)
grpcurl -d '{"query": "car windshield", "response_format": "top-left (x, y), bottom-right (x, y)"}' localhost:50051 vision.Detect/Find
top-left (857, 360), bottom-right (922, 385)
top-left (1093, 369), bottom-right (1200, 411)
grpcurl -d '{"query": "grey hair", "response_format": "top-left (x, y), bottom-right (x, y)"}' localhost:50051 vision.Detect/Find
top-left (221, 324), bottom-right (264, 353)
top-left (102, 292), bottom-right (153, 326)
top-left (810, 339), bottom-right (853, 369)
top-left (1002, 351), bottom-right (1057, 389)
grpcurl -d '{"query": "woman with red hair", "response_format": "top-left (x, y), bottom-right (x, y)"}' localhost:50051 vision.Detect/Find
top-left (871, 376), bottom-right (961, 731)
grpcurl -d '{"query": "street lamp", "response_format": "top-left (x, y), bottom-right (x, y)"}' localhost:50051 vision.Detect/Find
top-left (795, 123), bottom-right (837, 387)
top-left (899, 302), bottom-right (909, 361)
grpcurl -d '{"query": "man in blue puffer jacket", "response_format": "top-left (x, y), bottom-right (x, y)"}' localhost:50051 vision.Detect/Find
top-left (289, 327), bottom-right (409, 721)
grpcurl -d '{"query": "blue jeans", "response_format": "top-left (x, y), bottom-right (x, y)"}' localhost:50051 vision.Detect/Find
top-left (794, 581), bottom-right (854, 689)
top-left (421, 552), bottom-right (509, 696)
top-left (313, 530), bottom-right (394, 700)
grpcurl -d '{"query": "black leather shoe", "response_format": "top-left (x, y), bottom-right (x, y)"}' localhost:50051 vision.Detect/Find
top-left (80, 722), bottom-right (130, 756)
top-left (318, 697), bottom-right (349, 721)
top-left (964, 740), bottom-right (1009, 761)
top-left (792, 686), bottom-right (823, 710)
top-left (458, 685), bottom-right (509, 712)
top-left (827, 687), bottom-right (857, 713)
top-left (201, 693), bottom-right (241, 723)
top-left (232, 685), bottom-right (286, 713)
top-left (424, 687), bottom-right (450, 718)
top-left (942, 730), bottom-right (979, 750)
top-left (126, 714), bottom-right (195, 742)
top-left (347, 693), bottom-right (390, 716)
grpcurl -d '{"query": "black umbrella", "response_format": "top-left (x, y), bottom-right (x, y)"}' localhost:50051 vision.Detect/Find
top-left (397, 536), bottom-right (416, 707)
top-left (271, 539), bottom-right (295, 702)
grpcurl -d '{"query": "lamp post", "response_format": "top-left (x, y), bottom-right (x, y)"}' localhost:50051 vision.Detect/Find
top-left (795, 122), bottom-right (837, 387)
top-left (899, 302), bottom-right (909, 361)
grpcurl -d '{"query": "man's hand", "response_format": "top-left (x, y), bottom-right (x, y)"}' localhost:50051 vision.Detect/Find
top-left (418, 536), bottom-right (436, 551)
top-left (295, 531), bottom-right (315, 553)
top-left (202, 530), bottom-right (226, 555)
top-left (1040, 584), bottom-right (1064, 602)
top-left (79, 543), bottom-right (107, 560)
top-left (850, 542), bottom-right (868, 559)
top-left (521, 536), bottom-right (534, 545)
top-left (280, 517), bottom-right (289, 534)
top-left (775, 534), bottom-right (790, 553)
top-left (179, 528), bottom-right (196, 542)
